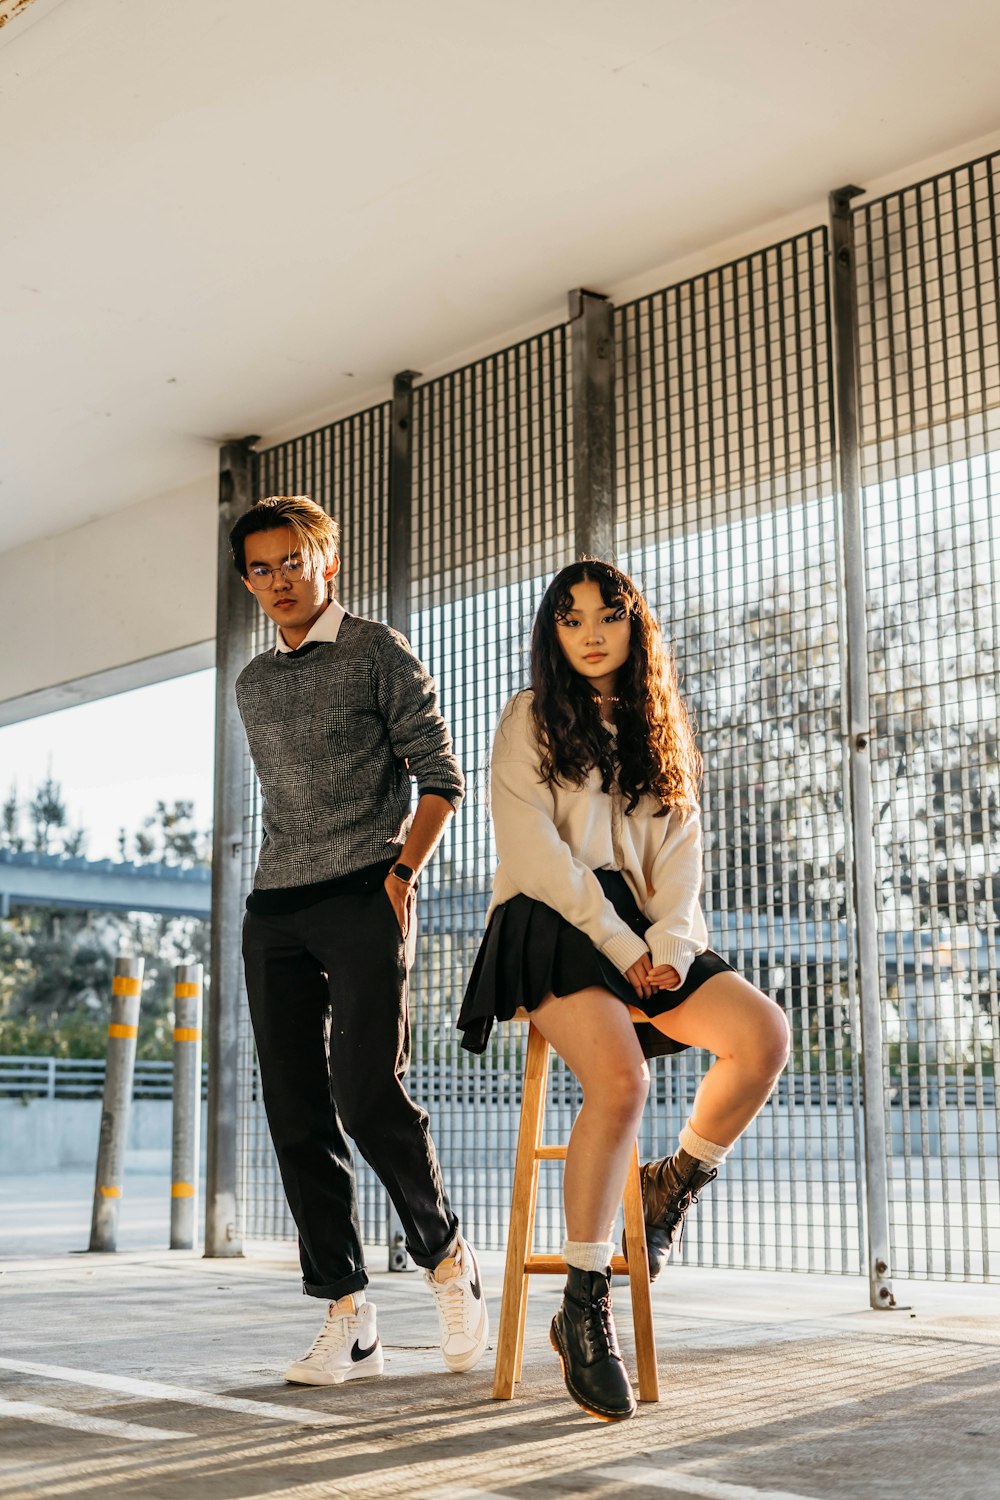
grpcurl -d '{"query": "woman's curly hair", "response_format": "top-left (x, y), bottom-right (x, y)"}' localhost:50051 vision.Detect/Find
top-left (529, 559), bottom-right (701, 817)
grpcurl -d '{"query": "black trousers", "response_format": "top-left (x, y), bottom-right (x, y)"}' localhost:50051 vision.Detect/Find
top-left (242, 886), bottom-right (459, 1299)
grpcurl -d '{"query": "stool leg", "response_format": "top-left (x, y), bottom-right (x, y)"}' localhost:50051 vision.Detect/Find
top-left (513, 1160), bottom-right (540, 1386)
top-left (622, 1141), bottom-right (660, 1402)
top-left (493, 1026), bottom-right (549, 1400)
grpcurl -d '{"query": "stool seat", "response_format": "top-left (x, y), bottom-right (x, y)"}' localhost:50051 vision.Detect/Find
top-left (492, 1021), bottom-right (660, 1402)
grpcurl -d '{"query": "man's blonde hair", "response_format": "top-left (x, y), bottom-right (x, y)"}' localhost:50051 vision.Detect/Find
top-left (230, 495), bottom-right (340, 582)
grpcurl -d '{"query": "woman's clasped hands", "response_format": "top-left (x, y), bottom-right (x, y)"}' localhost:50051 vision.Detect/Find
top-left (625, 950), bottom-right (680, 1000)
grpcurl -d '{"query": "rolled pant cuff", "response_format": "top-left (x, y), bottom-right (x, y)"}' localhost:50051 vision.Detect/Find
top-left (408, 1217), bottom-right (461, 1272)
top-left (302, 1269), bottom-right (369, 1301)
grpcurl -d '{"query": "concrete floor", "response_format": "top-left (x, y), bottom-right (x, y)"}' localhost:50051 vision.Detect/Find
top-left (1, 1174), bottom-right (999, 1500)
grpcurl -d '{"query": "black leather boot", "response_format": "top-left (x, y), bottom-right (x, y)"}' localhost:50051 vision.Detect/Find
top-left (623, 1147), bottom-right (718, 1282)
top-left (549, 1266), bottom-right (636, 1421)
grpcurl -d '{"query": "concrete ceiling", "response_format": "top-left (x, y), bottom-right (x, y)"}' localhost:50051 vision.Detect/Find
top-left (3, 0), bottom-right (1000, 555)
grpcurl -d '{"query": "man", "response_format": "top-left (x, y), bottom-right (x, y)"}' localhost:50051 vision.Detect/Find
top-left (231, 493), bottom-right (488, 1384)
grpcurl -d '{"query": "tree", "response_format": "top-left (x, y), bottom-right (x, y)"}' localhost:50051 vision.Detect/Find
top-left (3, 777), bottom-right (90, 861)
top-left (121, 800), bottom-right (209, 868)
top-left (29, 772), bottom-right (68, 854)
top-left (2, 786), bottom-right (24, 853)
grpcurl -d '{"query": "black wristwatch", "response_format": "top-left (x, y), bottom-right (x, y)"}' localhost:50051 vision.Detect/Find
top-left (390, 862), bottom-right (416, 886)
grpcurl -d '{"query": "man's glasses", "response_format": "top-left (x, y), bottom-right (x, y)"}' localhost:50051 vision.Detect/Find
top-left (246, 558), bottom-right (308, 591)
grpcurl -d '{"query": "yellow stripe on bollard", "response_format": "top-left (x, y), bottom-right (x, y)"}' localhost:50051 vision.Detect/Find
top-left (99, 1186), bottom-right (122, 1199)
top-left (171, 1183), bottom-right (196, 1198)
top-left (107, 1023), bottom-right (138, 1039)
top-left (172, 1027), bottom-right (201, 1042)
top-left (112, 976), bottom-right (142, 997)
top-left (174, 982), bottom-right (200, 999)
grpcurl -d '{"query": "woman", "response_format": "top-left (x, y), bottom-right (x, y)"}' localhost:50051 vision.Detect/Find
top-left (459, 560), bottom-right (789, 1422)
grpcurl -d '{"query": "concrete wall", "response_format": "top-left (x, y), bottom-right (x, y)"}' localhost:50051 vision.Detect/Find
top-left (0, 1097), bottom-right (207, 1174)
top-left (0, 475), bottom-right (216, 725)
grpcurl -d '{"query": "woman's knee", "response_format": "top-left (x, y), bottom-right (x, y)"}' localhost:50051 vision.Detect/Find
top-left (749, 999), bottom-right (791, 1077)
top-left (584, 1061), bottom-right (650, 1126)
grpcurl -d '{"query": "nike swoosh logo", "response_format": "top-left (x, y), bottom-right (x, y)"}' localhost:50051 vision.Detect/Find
top-left (470, 1262), bottom-right (482, 1301)
top-left (351, 1337), bottom-right (379, 1363)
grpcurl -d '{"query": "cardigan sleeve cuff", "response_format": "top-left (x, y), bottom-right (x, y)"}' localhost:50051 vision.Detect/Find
top-left (601, 928), bottom-right (651, 976)
top-left (647, 934), bottom-right (697, 984)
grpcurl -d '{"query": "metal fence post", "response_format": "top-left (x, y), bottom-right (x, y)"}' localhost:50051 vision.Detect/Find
top-left (389, 369), bottom-right (419, 637)
top-left (205, 435), bottom-right (258, 1259)
top-left (385, 371), bottom-right (419, 1270)
top-left (171, 962), bottom-right (204, 1250)
top-left (830, 186), bottom-right (896, 1310)
top-left (569, 288), bottom-right (616, 560)
top-left (89, 956), bottom-right (144, 1252)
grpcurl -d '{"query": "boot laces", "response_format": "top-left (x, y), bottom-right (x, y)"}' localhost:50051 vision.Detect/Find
top-left (664, 1187), bottom-right (698, 1249)
top-left (583, 1291), bottom-right (616, 1358)
top-left (652, 1164), bottom-right (717, 1250)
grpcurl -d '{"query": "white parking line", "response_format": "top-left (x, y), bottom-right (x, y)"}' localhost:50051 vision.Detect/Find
top-left (0, 1357), bottom-right (346, 1427)
top-left (0, 1395), bottom-right (187, 1443)
top-left (591, 1467), bottom-right (819, 1500)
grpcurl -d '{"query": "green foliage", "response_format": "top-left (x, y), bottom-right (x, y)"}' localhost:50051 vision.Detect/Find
top-left (0, 1010), bottom-right (115, 1060)
top-left (0, 779), bottom-right (211, 1061)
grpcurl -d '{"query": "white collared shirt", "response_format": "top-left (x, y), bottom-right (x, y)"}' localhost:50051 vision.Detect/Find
top-left (274, 598), bottom-right (346, 655)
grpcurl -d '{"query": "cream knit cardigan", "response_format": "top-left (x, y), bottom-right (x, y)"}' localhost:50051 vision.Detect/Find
top-left (486, 691), bottom-right (708, 983)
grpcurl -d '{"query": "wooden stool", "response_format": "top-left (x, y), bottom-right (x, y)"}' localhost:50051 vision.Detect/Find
top-left (492, 1021), bottom-right (660, 1402)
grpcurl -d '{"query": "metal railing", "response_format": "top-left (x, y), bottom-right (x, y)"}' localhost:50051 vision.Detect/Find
top-left (0, 1054), bottom-right (209, 1101)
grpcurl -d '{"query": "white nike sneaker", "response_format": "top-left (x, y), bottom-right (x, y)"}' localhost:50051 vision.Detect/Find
top-left (424, 1237), bottom-right (489, 1373)
top-left (284, 1299), bottom-right (384, 1385)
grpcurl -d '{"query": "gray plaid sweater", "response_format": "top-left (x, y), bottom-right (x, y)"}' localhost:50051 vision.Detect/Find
top-left (236, 613), bottom-right (464, 891)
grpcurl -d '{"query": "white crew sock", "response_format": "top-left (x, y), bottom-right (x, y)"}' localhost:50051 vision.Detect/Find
top-left (679, 1121), bottom-right (730, 1170)
top-left (562, 1238), bottom-right (615, 1273)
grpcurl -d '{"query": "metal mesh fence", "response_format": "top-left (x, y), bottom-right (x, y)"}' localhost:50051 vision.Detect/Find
top-left (854, 155), bottom-right (1000, 1279)
top-left (238, 404), bottom-right (392, 1244)
top-left (615, 232), bottom-right (865, 1274)
top-left (406, 328), bottom-right (576, 1252)
top-left (232, 150), bottom-right (1000, 1287)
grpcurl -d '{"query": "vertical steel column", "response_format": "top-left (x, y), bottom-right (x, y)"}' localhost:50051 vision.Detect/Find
top-left (89, 956), bottom-right (144, 1252)
top-left (569, 288), bottom-right (616, 559)
top-left (388, 371), bottom-right (419, 635)
top-left (829, 188), bottom-right (896, 1310)
top-left (386, 373), bottom-right (417, 1270)
top-left (205, 436), bottom-right (257, 1258)
top-left (170, 962), bottom-right (204, 1250)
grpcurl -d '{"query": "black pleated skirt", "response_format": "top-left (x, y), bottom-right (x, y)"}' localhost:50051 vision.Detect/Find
top-left (457, 868), bottom-right (734, 1058)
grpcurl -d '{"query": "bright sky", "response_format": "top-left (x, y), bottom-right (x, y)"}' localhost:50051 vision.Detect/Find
top-left (0, 670), bottom-right (217, 861)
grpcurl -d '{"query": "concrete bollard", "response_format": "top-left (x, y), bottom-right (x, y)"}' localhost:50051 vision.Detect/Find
top-left (170, 963), bottom-right (204, 1250)
top-left (89, 956), bottom-right (144, 1252)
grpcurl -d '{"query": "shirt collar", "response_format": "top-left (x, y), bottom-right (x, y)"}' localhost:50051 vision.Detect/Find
top-left (274, 598), bottom-right (346, 655)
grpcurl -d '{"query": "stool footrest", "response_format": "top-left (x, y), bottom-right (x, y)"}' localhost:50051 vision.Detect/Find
top-left (525, 1255), bottom-right (630, 1275)
top-left (534, 1145), bottom-right (568, 1160)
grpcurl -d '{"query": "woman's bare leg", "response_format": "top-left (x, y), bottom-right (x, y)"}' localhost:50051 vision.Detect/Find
top-left (530, 987), bottom-right (650, 1242)
top-left (649, 971), bottom-right (790, 1145)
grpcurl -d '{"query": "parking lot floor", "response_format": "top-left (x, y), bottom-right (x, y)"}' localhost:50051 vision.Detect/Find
top-left (2, 1213), bottom-right (999, 1500)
